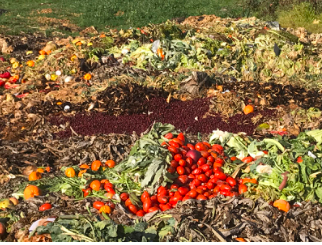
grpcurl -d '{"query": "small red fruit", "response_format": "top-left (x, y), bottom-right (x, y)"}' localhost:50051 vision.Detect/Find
top-left (39, 203), bottom-right (52, 211)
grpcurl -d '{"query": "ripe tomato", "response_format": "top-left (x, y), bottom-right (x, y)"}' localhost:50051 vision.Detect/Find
top-left (214, 171), bottom-right (227, 181)
top-left (167, 166), bottom-right (176, 174)
top-left (215, 158), bottom-right (224, 164)
top-left (242, 156), bottom-right (254, 163)
top-left (238, 184), bottom-right (248, 194)
top-left (230, 156), bottom-right (237, 161)
top-left (196, 194), bottom-right (207, 200)
top-left (171, 184), bottom-right (179, 190)
top-left (186, 144), bottom-right (195, 150)
top-left (106, 160), bottom-right (115, 168)
top-left (143, 199), bottom-right (152, 212)
top-left (188, 174), bottom-right (196, 179)
top-left (159, 203), bottom-right (172, 211)
top-left (169, 192), bottom-right (174, 197)
top-left (172, 138), bottom-right (184, 146)
top-left (93, 201), bottom-right (105, 210)
top-left (205, 169), bottom-right (213, 178)
top-left (178, 187), bottom-right (189, 196)
top-left (177, 166), bottom-right (185, 175)
top-left (170, 160), bottom-right (179, 168)
top-left (191, 164), bottom-right (198, 170)
top-left (128, 204), bottom-right (138, 214)
top-left (219, 190), bottom-right (231, 196)
top-left (200, 151), bottom-right (210, 158)
top-left (82, 188), bottom-right (91, 198)
top-left (297, 156), bottom-right (303, 163)
top-left (182, 195), bottom-right (192, 202)
top-left (186, 190), bottom-right (197, 198)
top-left (204, 192), bottom-right (210, 197)
top-left (179, 159), bottom-right (187, 167)
top-left (168, 146), bottom-right (179, 154)
top-left (203, 142), bottom-right (212, 149)
top-left (178, 175), bottom-right (189, 184)
top-left (158, 186), bottom-right (166, 194)
top-left (186, 157), bottom-right (194, 166)
top-left (148, 207), bottom-right (159, 212)
top-left (212, 144), bottom-right (224, 153)
top-left (39, 203), bottom-right (52, 211)
top-left (105, 186), bottom-right (115, 195)
top-left (263, 150), bottom-right (268, 154)
top-left (157, 195), bottom-right (169, 204)
top-left (206, 182), bottom-right (215, 190)
top-left (169, 141), bottom-right (180, 148)
top-left (213, 162), bottom-right (223, 168)
top-left (241, 178), bottom-right (258, 185)
top-left (185, 167), bottom-right (191, 174)
top-left (191, 179), bottom-right (201, 187)
top-left (226, 177), bottom-right (237, 187)
top-left (125, 198), bottom-right (132, 207)
top-left (174, 154), bottom-right (183, 161)
top-left (192, 168), bottom-right (202, 175)
top-left (177, 132), bottom-right (185, 141)
top-left (164, 133), bottom-right (173, 139)
top-left (207, 156), bottom-right (215, 162)
top-left (220, 184), bottom-right (232, 192)
top-left (195, 142), bottom-right (208, 151)
top-left (197, 157), bottom-right (206, 166)
top-left (136, 210), bottom-right (145, 217)
top-left (197, 174), bottom-right (208, 183)
top-left (120, 193), bottom-right (129, 202)
top-left (141, 191), bottom-right (150, 203)
top-left (213, 186), bottom-right (220, 193)
top-left (200, 164), bottom-right (210, 172)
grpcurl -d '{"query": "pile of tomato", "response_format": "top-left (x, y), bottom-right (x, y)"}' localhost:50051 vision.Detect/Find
top-left (120, 132), bottom-right (258, 216)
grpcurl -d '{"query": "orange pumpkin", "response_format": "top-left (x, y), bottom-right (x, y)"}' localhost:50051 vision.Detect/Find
top-left (83, 73), bottom-right (92, 80)
top-left (105, 160), bottom-right (115, 168)
top-left (99, 205), bottom-right (111, 214)
top-left (91, 160), bottom-right (102, 171)
top-left (80, 164), bottom-right (90, 169)
top-left (90, 180), bottom-right (101, 191)
top-left (78, 170), bottom-right (87, 177)
top-left (243, 105), bottom-right (254, 115)
top-left (273, 199), bottom-right (290, 212)
top-left (65, 167), bottom-right (76, 178)
top-left (29, 171), bottom-right (42, 181)
top-left (24, 185), bottom-right (40, 200)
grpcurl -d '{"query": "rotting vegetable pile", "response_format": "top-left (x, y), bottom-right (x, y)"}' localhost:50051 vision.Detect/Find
top-left (1, 16), bottom-right (322, 242)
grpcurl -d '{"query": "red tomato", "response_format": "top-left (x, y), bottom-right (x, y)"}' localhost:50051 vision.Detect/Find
top-left (105, 186), bottom-right (115, 195)
top-left (226, 177), bottom-right (237, 187)
top-left (177, 132), bottom-right (185, 141)
top-left (170, 160), bottom-right (179, 168)
top-left (201, 164), bottom-right (210, 172)
top-left (159, 203), bottom-right (172, 211)
top-left (168, 166), bottom-right (176, 173)
top-left (168, 146), bottom-right (179, 154)
top-left (230, 156), bottom-right (237, 161)
top-left (169, 192), bottom-right (174, 197)
top-left (188, 174), bottom-right (196, 179)
top-left (185, 167), bottom-right (191, 174)
top-left (178, 175), bottom-right (189, 184)
top-left (219, 190), bottom-right (231, 196)
top-left (178, 187), bottom-right (189, 196)
top-left (212, 144), bottom-right (224, 153)
top-left (242, 156), bottom-right (254, 163)
top-left (120, 193), bottom-right (129, 202)
top-left (148, 207), bottom-right (159, 212)
top-left (187, 190), bottom-right (198, 198)
top-left (93, 201), bottom-right (105, 210)
top-left (207, 156), bottom-right (215, 162)
top-left (241, 178), bottom-right (258, 185)
top-left (169, 141), bottom-right (180, 148)
top-left (213, 162), bottom-right (223, 168)
top-left (104, 182), bottom-right (114, 189)
top-left (191, 164), bottom-right (198, 170)
top-left (82, 188), bottom-right (91, 198)
top-left (172, 138), bottom-right (184, 146)
top-left (186, 144), bottom-right (195, 150)
top-left (213, 186), bottom-right (220, 193)
top-left (263, 150), bottom-right (268, 154)
top-left (177, 166), bottom-right (185, 175)
top-left (158, 186), bottom-right (166, 194)
top-left (128, 204), bottom-right (138, 214)
top-left (206, 182), bottom-right (215, 190)
top-left (171, 184), bottom-right (179, 190)
top-left (157, 195), bottom-right (169, 204)
top-left (200, 151), bottom-right (210, 158)
top-left (192, 168), bottom-right (202, 175)
top-left (297, 156), bottom-right (303, 163)
top-left (197, 157), bottom-right (206, 166)
top-left (204, 192), bottom-right (210, 197)
top-left (220, 184), bottom-right (232, 192)
top-left (136, 210), bottom-right (145, 217)
top-left (106, 201), bottom-right (115, 209)
top-left (141, 191), bottom-right (150, 202)
top-left (195, 142), bottom-right (208, 151)
top-left (174, 154), bottom-right (182, 161)
top-left (191, 179), bottom-right (201, 187)
top-left (39, 203), bottom-right (52, 211)
top-left (179, 159), bottom-right (187, 167)
top-left (164, 133), bottom-right (173, 139)
top-left (186, 157), bottom-right (194, 165)
top-left (125, 199), bottom-right (132, 207)
top-left (214, 171), bottom-right (227, 180)
top-left (182, 195), bottom-right (192, 202)
top-left (203, 142), bottom-right (212, 149)
top-left (238, 184), bottom-right (248, 194)
top-left (215, 158), bottom-right (224, 164)
top-left (196, 194), bottom-right (207, 200)
top-left (143, 199), bottom-right (152, 212)
top-left (197, 174), bottom-right (208, 183)
top-left (205, 169), bottom-right (213, 178)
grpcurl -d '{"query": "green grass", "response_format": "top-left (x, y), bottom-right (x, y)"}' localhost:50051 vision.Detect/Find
top-left (0, 0), bottom-right (245, 36)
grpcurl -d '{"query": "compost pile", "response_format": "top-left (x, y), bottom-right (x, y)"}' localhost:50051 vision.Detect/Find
top-left (1, 15), bottom-right (322, 242)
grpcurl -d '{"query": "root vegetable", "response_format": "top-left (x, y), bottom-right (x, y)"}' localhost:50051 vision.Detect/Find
top-left (279, 171), bottom-right (289, 191)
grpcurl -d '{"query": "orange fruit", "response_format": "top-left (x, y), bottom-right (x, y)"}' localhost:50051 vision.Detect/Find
top-left (99, 205), bottom-right (111, 214)
top-left (39, 50), bottom-right (47, 55)
top-left (45, 166), bottom-right (51, 172)
top-left (91, 160), bottom-right (102, 171)
top-left (83, 73), bottom-right (92, 80)
top-left (80, 164), bottom-right (90, 169)
top-left (24, 185), bottom-right (40, 200)
top-left (243, 105), bottom-right (254, 115)
top-left (36, 168), bottom-right (45, 173)
top-left (273, 199), bottom-right (290, 212)
top-left (235, 238), bottom-right (246, 242)
top-left (29, 171), bottom-right (42, 181)
top-left (100, 179), bottom-right (109, 184)
top-left (26, 60), bottom-right (35, 67)
top-left (78, 169), bottom-right (87, 177)
top-left (65, 167), bottom-right (76, 178)
top-left (90, 180), bottom-right (101, 191)
top-left (105, 160), bottom-right (115, 168)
